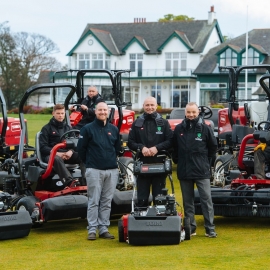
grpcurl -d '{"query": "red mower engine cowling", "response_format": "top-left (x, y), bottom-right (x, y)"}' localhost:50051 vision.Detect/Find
top-left (70, 111), bottom-right (83, 127)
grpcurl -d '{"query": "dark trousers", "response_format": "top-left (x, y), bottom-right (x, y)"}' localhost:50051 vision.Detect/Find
top-left (180, 178), bottom-right (215, 233)
top-left (44, 152), bottom-right (85, 184)
top-left (254, 149), bottom-right (266, 179)
top-left (137, 174), bottom-right (166, 207)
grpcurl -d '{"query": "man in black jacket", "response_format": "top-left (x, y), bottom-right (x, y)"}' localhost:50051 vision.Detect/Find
top-left (39, 104), bottom-right (84, 187)
top-left (172, 102), bottom-right (217, 238)
top-left (70, 85), bottom-right (103, 129)
top-left (77, 102), bottom-right (121, 241)
top-left (128, 96), bottom-right (173, 208)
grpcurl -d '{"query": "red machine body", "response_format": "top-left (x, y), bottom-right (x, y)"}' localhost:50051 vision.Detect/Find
top-left (217, 107), bottom-right (248, 139)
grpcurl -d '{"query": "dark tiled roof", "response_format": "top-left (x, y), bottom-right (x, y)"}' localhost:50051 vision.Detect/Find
top-left (90, 28), bottom-right (119, 54)
top-left (37, 70), bottom-right (54, 83)
top-left (69, 20), bottom-right (221, 55)
top-left (194, 29), bottom-right (270, 74)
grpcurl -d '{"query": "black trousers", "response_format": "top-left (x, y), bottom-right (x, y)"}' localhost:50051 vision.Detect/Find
top-left (136, 174), bottom-right (166, 207)
top-left (44, 152), bottom-right (85, 184)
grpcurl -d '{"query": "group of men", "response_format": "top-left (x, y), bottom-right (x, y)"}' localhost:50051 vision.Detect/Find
top-left (40, 85), bottom-right (218, 241)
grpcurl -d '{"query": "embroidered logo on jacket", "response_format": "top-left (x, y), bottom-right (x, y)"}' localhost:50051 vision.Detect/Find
top-left (195, 133), bottom-right (202, 141)
top-left (156, 126), bottom-right (163, 134)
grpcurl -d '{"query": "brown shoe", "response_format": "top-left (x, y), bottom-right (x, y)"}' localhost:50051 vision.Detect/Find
top-left (87, 233), bottom-right (96, 240)
top-left (99, 232), bottom-right (115, 239)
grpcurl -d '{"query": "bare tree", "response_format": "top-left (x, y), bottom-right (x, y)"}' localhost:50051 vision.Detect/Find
top-left (0, 22), bottom-right (61, 109)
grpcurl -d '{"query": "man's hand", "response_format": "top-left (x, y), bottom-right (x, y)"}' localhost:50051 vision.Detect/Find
top-left (149, 146), bottom-right (158, 156)
top-left (81, 105), bottom-right (88, 111)
top-left (56, 150), bottom-right (73, 160)
top-left (142, 146), bottom-right (157, 156)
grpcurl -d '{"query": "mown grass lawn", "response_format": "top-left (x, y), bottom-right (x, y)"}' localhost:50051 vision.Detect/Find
top-left (1, 113), bottom-right (270, 269)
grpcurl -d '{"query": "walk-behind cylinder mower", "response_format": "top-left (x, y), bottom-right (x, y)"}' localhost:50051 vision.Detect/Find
top-left (118, 151), bottom-right (190, 245)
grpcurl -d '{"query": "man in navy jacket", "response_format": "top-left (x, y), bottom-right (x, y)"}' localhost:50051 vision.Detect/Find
top-left (77, 102), bottom-right (120, 241)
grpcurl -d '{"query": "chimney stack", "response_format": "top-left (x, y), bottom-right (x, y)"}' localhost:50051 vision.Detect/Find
top-left (134, 18), bottom-right (146, 23)
top-left (208, 5), bottom-right (216, 25)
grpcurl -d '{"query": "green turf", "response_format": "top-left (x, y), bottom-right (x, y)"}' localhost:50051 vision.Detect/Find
top-left (1, 114), bottom-right (270, 269)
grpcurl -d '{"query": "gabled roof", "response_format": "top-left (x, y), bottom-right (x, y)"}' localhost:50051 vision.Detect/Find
top-left (158, 30), bottom-right (193, 51)
top-left (67, 20), bottom-right (224, 56)
top-left (216, 44), bottom-right (242, 55)
top-left (194, 29), bottom-right (270, 74)
top-left (122, 36), bottom-right (150, 52)
top-left (67, 28), bottom-right (119, 56)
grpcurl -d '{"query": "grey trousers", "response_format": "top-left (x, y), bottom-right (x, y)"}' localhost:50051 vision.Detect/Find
top-left (86, 168), bottom-right (119, 235)
top-left (180, 178), bottom-right (215, 232)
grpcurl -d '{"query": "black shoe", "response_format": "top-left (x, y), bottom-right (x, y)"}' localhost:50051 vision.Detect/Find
top-left (87, 233), bottom-right (96, 240)
top-left (99, 232), bottom-right (115, 239)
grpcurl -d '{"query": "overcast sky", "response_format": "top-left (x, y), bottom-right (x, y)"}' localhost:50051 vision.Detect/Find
top-left (1, 0), bottom-right (270, 66)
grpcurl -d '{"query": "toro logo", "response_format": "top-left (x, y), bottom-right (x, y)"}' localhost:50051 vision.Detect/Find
top-left (146, 221), bottom-right (162, 226)
top-left (11, 123), bottom-right (21, 132)
top-left (141, 166), bottom-right (149, 172)
top-left (127, 116), bottom-right (133, 124)
top-left (0, 215), bottom-right (17, 221)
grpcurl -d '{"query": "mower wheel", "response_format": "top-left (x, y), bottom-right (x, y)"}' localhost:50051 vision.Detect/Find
top-left (213, 154), bottom-right (233, 186)
top-left (117, 157), bottom-right (134, 190)
top-left (184, 217), bottom-right (191, 240)
top-left (16, 196), bottom-right (42, 227)
top-left (118, 219), bottom-right (125, 242)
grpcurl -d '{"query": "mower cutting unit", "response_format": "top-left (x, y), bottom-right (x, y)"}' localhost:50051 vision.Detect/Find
top-left (118, 151), bottom-right (190, 245)
top-left (195, 68), bottom-right (270, 218)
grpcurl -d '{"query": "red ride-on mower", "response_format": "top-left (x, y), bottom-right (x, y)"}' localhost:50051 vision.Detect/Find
top-left (195, 73), bottom-right (270, 218)
top-left (2, 69), bottom-right (135, 229)
top-left (118, 151), bottom-right (191, 245)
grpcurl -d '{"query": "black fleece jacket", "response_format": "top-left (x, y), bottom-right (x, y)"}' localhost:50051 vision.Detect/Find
top-left (128, 112), bottom-right (173, 162)
top-left (172, 117), bottom-right (217, 180)
top-left (39, 117), bottom-right (72, 157)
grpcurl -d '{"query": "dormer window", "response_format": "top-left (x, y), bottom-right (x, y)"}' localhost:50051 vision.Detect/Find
top-left (241, 48), bottom-right (259, 65)
top-left (219, 48), bottom-right (237, 66)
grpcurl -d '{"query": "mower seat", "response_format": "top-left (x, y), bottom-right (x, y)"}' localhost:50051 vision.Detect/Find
top-left (35, 131), bottom-right (78, 170)
top-left (249, 102), bottom-right (268, 125)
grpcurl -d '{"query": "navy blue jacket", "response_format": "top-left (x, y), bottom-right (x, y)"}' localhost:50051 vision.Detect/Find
top-left (77, 118), bottom-right (121, 170)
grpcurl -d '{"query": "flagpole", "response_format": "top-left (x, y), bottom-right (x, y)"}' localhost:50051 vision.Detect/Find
top-left (245, 5), bottom-right (248, 100)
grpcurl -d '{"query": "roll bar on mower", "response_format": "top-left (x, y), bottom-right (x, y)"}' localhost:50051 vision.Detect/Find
top-left (62, 69), bottom-right (131, 132)
top-left (219, 65), bottom-right (270, 127)
top-left (17, 83), bottom-right (77, 182)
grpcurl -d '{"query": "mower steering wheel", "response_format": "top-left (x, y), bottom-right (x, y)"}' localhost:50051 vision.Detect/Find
top-left (198, 106), bottom-right (212, 119)
top-left (60, 129), bottom-right (80, 142)
top-left (71, 104), bottom-right (82, 111)
top-left (257, 121), bottom-right (270, 131)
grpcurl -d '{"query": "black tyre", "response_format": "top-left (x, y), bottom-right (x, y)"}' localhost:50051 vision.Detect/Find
top-left (117, 157), bottom-right (134, 189)
top-left (118, 219), bottom-right (125, 242)
top-left (16, 196), bottom-right (42, 227)
top-left (213, 154), bottom-right (233, 186)
top-left (184, 217), bottom-right (191, 240)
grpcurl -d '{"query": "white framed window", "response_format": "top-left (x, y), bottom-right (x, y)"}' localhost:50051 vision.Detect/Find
top-left (165, 52), bottom-right (187, 73)
top-left (79, 54), bottom-right (90, 69)
top-left (77, 53), bottom-right (110, 69)
top-left (129, 53), bottom-right (143, 76)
